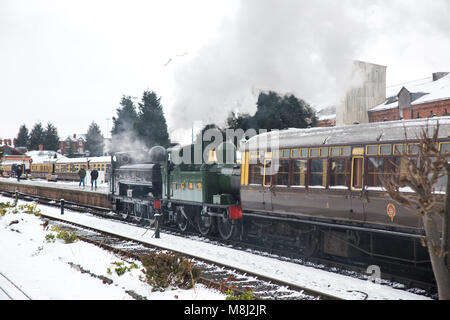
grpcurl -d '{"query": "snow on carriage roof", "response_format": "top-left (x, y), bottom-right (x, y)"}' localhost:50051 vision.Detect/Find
top-left (26, 150), bottom-right (68, 164)
top-left (244, 117), bottom-right (450, 151)
top-left (28, 153), bottom-right (110, 164)
top-left (55, 156), bottom-right (111, 164)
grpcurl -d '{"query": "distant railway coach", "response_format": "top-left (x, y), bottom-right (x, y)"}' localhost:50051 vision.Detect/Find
top-left (0, 155), bottom-right (32, 177)
top-left (30, 156), bottom-right (111, 182)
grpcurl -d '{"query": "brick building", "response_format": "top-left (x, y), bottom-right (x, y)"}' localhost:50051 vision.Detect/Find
top-left (59, 134), bottom-right (86, 157)
top-left (368, 72), bottom-right (450, 122)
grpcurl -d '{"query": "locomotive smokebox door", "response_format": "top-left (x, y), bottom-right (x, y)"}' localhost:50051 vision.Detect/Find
top-left (127, 189), bottom-right (133, 198)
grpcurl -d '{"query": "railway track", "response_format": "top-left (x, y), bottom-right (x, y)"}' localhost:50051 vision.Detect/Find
top-left (40, 213), bottom-right (340, 300)
top-left (0, 189), bottom-right (436, 299)
top-left (0, 272), bottom-right (31, 300)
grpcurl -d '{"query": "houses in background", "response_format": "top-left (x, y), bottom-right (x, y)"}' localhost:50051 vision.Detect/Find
top-left (317, 62), bottom-right (450, 128)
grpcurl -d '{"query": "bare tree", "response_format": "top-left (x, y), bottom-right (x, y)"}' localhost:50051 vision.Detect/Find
top-left (383, 121), bottom-right (450, 299)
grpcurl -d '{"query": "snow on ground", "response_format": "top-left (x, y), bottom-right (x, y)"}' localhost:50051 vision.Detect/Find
top-left (0, 196), bottom-right (225, 300)
top-left (0, 194), bottom-right (432, 300)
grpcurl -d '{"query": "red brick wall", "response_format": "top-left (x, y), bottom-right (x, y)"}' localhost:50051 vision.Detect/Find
top-left (412, 99), bottom-right (450, 118)
top-left (369, 98), bottom-right (450, 122)
top-left (368, 108), bottom-right (400, 122)
top-left (317, 119), bottom-right (336, 127)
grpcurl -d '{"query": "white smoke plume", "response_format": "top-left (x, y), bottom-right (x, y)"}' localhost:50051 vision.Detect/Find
top-left (169, 0), bottom-right (374, 130)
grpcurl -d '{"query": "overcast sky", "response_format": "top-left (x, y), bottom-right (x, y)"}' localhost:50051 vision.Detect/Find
top-left (1, 0), bottom-right (449, 145)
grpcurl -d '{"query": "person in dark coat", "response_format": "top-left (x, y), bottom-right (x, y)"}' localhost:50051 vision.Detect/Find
top-left (16, 164), bottom-right (23, 182)
top-left (78, 167), bottom-right (86, 188)
top-left (90, 168), bottom-right (99, 190)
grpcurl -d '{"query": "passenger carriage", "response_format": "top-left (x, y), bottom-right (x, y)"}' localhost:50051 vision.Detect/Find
top-left (239, 117), bottom-right (450, 261)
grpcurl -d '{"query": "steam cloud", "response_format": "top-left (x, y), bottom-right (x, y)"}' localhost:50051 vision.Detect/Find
top-left (169, 0), bottom-right (374, 130)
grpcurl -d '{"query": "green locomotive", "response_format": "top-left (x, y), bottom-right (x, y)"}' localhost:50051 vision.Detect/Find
top-left (109, 141), bottom-right (242, 240)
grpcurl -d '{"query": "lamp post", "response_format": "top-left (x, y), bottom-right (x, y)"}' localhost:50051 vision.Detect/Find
top-left (85, 150), bottom-right (90, 170)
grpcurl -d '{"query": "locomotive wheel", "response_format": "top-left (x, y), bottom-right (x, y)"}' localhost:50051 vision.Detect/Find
top-left (217, 211), bottom-right (236, 240)
top-left (120, 205), bottom-right (130, 220)
top-left (176, 208), bottom-right (189, 232)
top-left (198, 211), bottom-right (216, 236)
top-left (133, 208), bottom-right (143, 222)
top-left (120, 211), bottom-right (129, 220)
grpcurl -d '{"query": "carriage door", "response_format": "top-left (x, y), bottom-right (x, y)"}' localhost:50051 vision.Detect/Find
top-left (351, 157), bottom-right (364, 190)
top-left (350, 155), bottom-right (365, 221)
top-left (262, 157), bottom-right (274, 211)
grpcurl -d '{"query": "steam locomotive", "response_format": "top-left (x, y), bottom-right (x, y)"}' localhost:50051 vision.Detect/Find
top-left (108, 118), bottom-right (450, 268)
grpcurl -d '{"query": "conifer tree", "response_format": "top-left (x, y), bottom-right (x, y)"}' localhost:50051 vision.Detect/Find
top-left (111, 95), bottom-right (139, 152)
top-left (85, 122), bottom-right (104, 157)
top-left (28, 122), bottom-right (45, 151)
top-left (135, 90), bottom-right (170, 148)
top-left (15, 124), bottom-right (30, 148)
top-left (43, 122), bottom-right (60, 151)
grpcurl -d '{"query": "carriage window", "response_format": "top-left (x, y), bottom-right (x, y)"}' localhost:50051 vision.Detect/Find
top-left (366, 145), bottom-right (378, 155)
top-left (291, 149), bottom-right (300, 158)
top-left (320, 148), bottom-right (329, 157)
top-left (310, 159), bottom-right (327, 187)
top-left (408, 144), bottom-right (420, 155)
top-left (248, 162), bottom-right (263, 185)
top-left (281, 150), bottom-right (290, 159)
top-left (367, 157), bottom-right (395, 187)
top-left (275, 160), bottom-right (290, 186)
top-left (342, 147), bottom-right (351, 156)
top-left (380, 145), bottom-right (392, 155)
top-left (301, 149), bottom-right (308, 158)
top-left (330, 159), bottom-right (350, 187)
top-left (331, 147), bottom-right (341, 157)
top-left (310, 148), bottom-right (320, 157)
top-left (292, 160), bottom-right (307, 186)
top-left (394, 144), bottom-right (406, 155)
top-left (440, 143), bottom-right (450, 154)
top-left (435, 172), bottom-right (448, 193)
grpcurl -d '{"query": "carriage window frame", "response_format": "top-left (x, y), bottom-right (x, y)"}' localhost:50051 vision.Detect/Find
top-left (309, 148), bottom-right (320, 157)
top-left (331, 147), bottom-right (341, 157)
top-left (280, 149), bottom-right (290, 159)
top-left (291, 149), bottom-right (300, 159)
top-left (394, 144), bottom-right (406, 155)
top-left (366, 157), bottom-right (393, 188)
top-left (379, 144), bottom-right (392, 155)
top-left (329, 146), bottom-right (351, 188)
top-left (408, 143), bottom-right (420, 155)
top-left (309, 158), bottom-right (328, 187)
top-left (366, 145), bottom-right (379, 156)
top-left (309, 147), bottom-right (328, 158)
top-left (274, 159), bottom-right (291, 186)
top-left (292, 159), bottom-right (308, 187)
top-left (440, 142), bottom-right (450, 154)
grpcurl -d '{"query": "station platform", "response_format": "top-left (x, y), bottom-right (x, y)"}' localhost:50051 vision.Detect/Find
top-left (0, 177), bottom-right (112, 209)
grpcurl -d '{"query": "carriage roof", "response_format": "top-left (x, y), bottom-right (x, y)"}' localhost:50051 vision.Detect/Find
top-left (244, 117), bottom-right (450, 151)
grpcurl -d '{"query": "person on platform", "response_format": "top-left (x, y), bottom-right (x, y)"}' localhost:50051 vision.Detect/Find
top-left (78, 166), bottom-right (86, 188)
top-left (90, 168), bottom-right (99, 190)
top-left (16, 164), bottom-right (23, 182)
